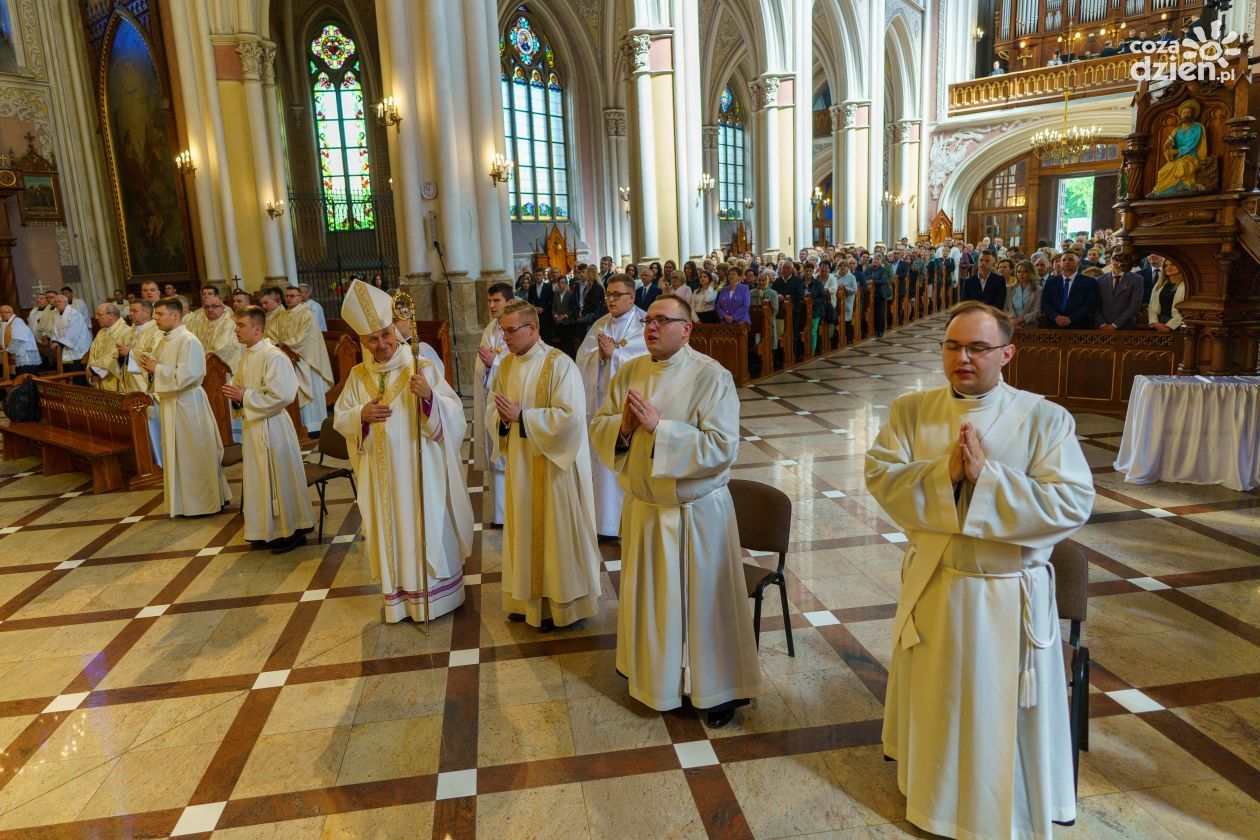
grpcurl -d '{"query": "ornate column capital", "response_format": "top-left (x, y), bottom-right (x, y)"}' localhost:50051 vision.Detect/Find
top-left (748, 76), bottom-right (781, 110)
top-left (236, 39), bottom-right (263, 81)
top-left (261, 42), bottom-right (277, 86)
top-left (895, 118), bottom-right (920, 143)
top-left (621, 33), bottom-right (651, 77)
top-left (604, 109), bottom-right (627, 137)
top-left (702, 125), bottom-right (719, 150)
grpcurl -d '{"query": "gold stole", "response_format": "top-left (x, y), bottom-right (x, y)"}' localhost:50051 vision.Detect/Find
top-left (354, 359), bottom-right (429, 591)
top-left (498, 347), bottom-right (562, 599)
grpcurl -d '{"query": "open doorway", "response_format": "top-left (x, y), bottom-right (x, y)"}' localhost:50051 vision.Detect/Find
top-left (1056, 176), bottom-right (1095, 242)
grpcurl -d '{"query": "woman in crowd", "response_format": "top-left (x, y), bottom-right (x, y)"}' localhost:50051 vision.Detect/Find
top-left (694, 271), bottom-right (719, 323)
top-left (715, 264), bottom-right (750, 325)
top-left (1007, 259), bottom-right (1042, 328)
top-left (1149, 260), bottom-right (1186, 331)
top-left (668, 270), bottom-right (693, 308)
top-left (516, 270), bottom-right (534, 298)
top-left (683, 260), bottom-right (700, 291)
top-left (624, 263), bottom-right (640, 288)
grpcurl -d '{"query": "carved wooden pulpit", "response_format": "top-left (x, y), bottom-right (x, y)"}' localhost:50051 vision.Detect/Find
top-left (929, 210), bottom-right (953, 246)
top-left (1116, 40), bottom-right (1260, 374)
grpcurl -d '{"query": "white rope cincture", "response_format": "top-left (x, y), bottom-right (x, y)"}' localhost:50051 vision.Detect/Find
top-left (1018, 564), bottom-right (1058, 709)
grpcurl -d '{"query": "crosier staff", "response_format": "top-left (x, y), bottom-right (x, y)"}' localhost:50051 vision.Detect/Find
top-left (392, 289), bottom-right (430, 631)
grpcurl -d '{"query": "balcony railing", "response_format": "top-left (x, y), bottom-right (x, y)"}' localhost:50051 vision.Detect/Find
top-left (947, 52), bottom-right (1143, 116)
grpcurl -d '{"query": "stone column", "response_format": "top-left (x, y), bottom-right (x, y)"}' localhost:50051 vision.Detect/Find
top-left (896, 119), bottom-right (921, 244)
top-left (829, 104), bottom-right (849, 245)
top-left (261, 43), bottom-right (297, 284)
top-left (463, 0), bottom-right (507, 291)
top-left (841, 100), bottom-right (870, 246)
top-left (623, 33), bottom-right (659, 261)
top-left (604, 109), bottom-right (630, 264)
top-left (750, 76), bottom-right (782, 254)
top-left (702, 125), bottom-right (720, 255)
top-left (674, 0), bottom-right (704, 260)
top-left (379, 0), bottom-right (426, 281)
top-left (237, 38), bottom-right (285, 283)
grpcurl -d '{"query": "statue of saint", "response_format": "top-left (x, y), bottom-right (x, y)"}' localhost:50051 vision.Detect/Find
top-left (1151, 101), bottom-right (1208, 197)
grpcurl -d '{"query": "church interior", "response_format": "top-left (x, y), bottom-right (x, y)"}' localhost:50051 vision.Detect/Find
top-left (0, 0), bottom-right (1259, 837)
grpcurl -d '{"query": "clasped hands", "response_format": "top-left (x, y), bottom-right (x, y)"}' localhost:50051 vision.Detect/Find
top-left (619, 388), bottom-right (660, 437)
top-left (221, 383), bottom-right (245, 401)
top-left (948, 422), bottom-right (986, 484)
top-left (477, 344), bottom-right (496, 367)
top-left (136, 351), bottom-right (157, 374)
top-left (597, 333), bottom-right (615, 360)
top-left (494, 393), bottom-right (522, 424)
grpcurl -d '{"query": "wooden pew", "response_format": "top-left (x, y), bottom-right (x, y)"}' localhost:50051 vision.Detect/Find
top-left (0, 375), bottom-right (161, 493)
top-left (748, 303), bottom-right (775, 378)
top-left (775, 297), bottom-right (796, 369)
top-left (690, 321), bottom-right (751, 385)
top-left (202, 353), bottom-right (312, 450)
top-left (324, 334), bottom-right (360, 407)
top-left (799, 295), bottom-right (815, 361)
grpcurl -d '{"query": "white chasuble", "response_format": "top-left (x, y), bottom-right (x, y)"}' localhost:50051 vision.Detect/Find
top-left (152, 326), bottom-right (231, 516)
top-left (471, 321), bottom-right (508, 525)
top-left (488, 341), bottom-right (601, 628)
top-left (576, 306), bottom-right (648, 536)
top-left (127, 320), bottom-right (164, 464)
top-left (334, 343), bottom-right (472, 623)
top-left (589, 346), bottom-right (760, 711)
top-left (280, 305), bottom-right (334, 434)
top-left (87, 320), bottom-right (132, 392)
top-left (864, 382), bottom-right (1094, 840)
top-left (232, 339), bottom-right (314, 542)
top-left (183, 308), bottom-right (208, 344)
top-left (203, 314), bottom-right (242, 372)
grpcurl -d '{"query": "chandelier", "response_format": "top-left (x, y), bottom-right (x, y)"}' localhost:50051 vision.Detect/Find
top-left (1029, 88), bottom-right (1102, 163)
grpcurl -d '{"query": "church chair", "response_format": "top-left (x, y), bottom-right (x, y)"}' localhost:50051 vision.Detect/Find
top-left (1050, 541), bottom-right (1090, 792)
top-left (728, 478), bottom-right (795, 657)
top-left (305, 416), bottom-right (355, 541)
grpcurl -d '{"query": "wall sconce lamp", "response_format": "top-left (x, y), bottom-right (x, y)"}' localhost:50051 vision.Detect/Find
top-left (489, 153), bottom-right (514, 185)
top-left (619, 186), bottom-right (632, 203)
top-left (376, 96), bottom-right (402, 129)
top-left (266, 199), bottom-right (285, 219)
top-left (882, 191), bottom-right (906, 207)
top-left (973, 26), bottom-right (985, 42)
top-left (174, 150), bottom-right (196, 176)
top-left (743, 196), bottom-right (754, 210)
top-left (698, 173), bottom-right (715, 194)
top-left (810, 186), bottom-right (830, 210)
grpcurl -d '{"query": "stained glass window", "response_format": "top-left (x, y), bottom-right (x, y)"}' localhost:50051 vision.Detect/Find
top-left (718, 84), bottom-right (746, 221)
top-left (501, 7), bottom-right (569, 222)
top-left (310, 23), bottom-right (373, 231)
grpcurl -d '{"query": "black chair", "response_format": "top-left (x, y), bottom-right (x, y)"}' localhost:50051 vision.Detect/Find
top-left (728, 478), bottom-right (794, 657)
top-left (305, 416), bottom-right (355, 541)
top-left (1051, 541), bottom-right (1090, 792)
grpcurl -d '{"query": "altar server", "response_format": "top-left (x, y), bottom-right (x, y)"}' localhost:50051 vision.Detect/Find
top-left (589, 294), bottom-right (759, 728)
top-left (222, 306), bottom-right (313, 554)
top-left (137, 298), bottom-right (231, 516)
top-left (87, 303), bottom-right (132, 391)
top-left (576, 274), bottom-right (648, 537)
top-left (472, 282), bottom-right (513, 526)
top-left (333, 280), bottom-right (472, 623)
top-left (864, 301), bottom-right (1094, 840)
top-left (487, 300), bottom-right (601, 631)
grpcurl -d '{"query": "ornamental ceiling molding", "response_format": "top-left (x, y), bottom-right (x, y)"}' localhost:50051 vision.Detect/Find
top-left (572, 0), bottom-right (602, 56)
top-left (0, 84), bottom-right (52, 151)
top-left (927, 121), bottom-right (1028, 199)
top-left (19, 0), bottom-right (45, 79)
top-left (885, 0), bottom-right (924, 30)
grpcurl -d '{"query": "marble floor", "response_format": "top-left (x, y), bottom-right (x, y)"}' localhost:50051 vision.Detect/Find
top-left (0, 317), bottom-right (1257, 838)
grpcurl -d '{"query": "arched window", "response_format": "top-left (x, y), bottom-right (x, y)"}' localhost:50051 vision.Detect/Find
top-left (500, 9), bottom-right (568, 222)
top-left (310, 24), bottom-right (373, 231)
top-left (718, 84), bottom-right (746, 221)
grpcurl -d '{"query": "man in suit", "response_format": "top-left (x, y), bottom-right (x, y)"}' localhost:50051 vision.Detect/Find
top-left (868, 254), bottom-right (893, 337)
top-left (599, 256), bottom-right (615, 284)
top-left (1140, 254), bottom-right (1165, 304)
top-left (536, 267), bottom-right (557, 344)
top-left (961, 250), bottom-right (1007, 310)
top-left (1097, 253), bottom-right (1143, 331)
top-left (1042, 251), bottom-right (1100, 329)
top-left (551, 275), bottom-right (579, 355)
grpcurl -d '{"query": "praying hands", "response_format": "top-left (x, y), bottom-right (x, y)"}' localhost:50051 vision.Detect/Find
top-left (948, 422), bottom-right (986, 484)
top-left (494, 393), bottom-right (521, 423)
top-left (619, 388), bottom-right (659, 436)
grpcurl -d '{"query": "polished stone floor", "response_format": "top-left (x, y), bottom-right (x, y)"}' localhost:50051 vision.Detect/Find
top-left (0, 317), bottom-right (1257, 838)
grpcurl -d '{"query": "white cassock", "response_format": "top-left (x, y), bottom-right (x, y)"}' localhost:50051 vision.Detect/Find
top-left (183, 308), bottom-right (208, 344)
top-left (232, 338), bottom-right (314, 542)
top-left (864, 381), bottom-right (1094, 840)
top-left (488, 341), bottom-right (602, 628)
top-left (203, 314), bottom-right (243, 441)
top-left (471, 320), bottom-right (508, 525)
top-left (125, 320), bottom-right (165, 464)
top-left (1, 315), bottom-right (40, 369)
top-left (152, 325), bottom-right (231, 516)
top-left (51, 307), bottom-right (91, 363)
top-left (281, 305), bottom-right (334, 434)
top-left (87, 320), bottom-right (132, 391)
top-left (590, 346), bottom-right (760, 711)
top-left (334, 343), bottom-right (473, 622)
top-left (306, 299), bottom-right (328, 331)
top-left (576, 306), bottom-right (648, 536)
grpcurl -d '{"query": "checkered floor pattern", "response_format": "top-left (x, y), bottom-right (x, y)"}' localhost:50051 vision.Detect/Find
top-left (0, 315), bottom-right (1257, 837)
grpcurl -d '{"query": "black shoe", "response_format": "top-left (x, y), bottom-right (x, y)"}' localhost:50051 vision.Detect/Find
top-left (706, 709), bottom-right (735, 729)
top-left (1053, 820), bottom-right (1076, 827)
top-left (507, 613), bottom-right (526, 623)
top-left (539, 618), bottom-right (556, 633)
top-left (270, 533), bottom-right (306, 555)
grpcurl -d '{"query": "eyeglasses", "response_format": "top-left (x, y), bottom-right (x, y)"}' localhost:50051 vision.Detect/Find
top-left (502, 323), bottom-right (536, 335)
top-left (606, 291), bottom-right (633, 300)
top-left (639, 316), bottom-right (689, 328)
top-left (939, 340), bottom-right (1009, 356)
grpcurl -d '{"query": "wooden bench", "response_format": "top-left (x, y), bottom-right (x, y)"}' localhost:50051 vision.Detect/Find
top-left (690, 321), bottom-right (751, 385)
top-left (748, 303), bottom-right (775, 377)
top-left (0, 375), bottom-right (161, 493)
